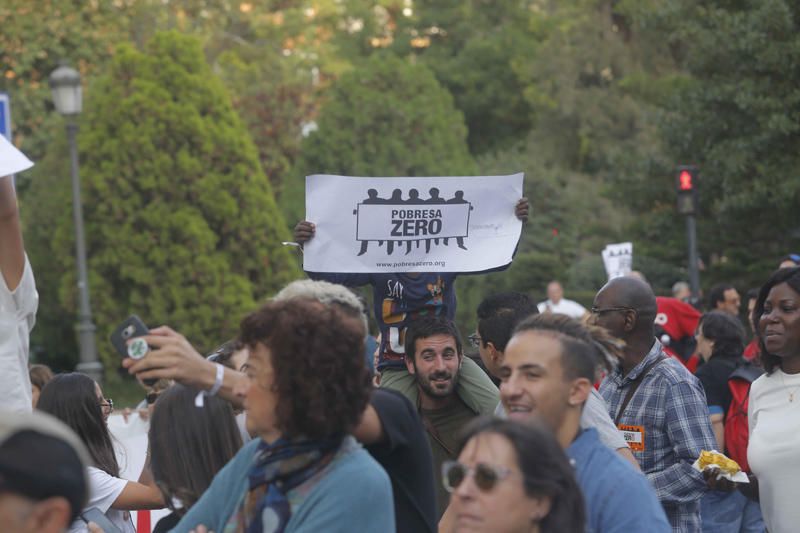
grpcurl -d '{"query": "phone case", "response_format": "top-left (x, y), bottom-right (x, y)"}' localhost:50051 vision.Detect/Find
top-left (109, 315), bottom-right (149, 358)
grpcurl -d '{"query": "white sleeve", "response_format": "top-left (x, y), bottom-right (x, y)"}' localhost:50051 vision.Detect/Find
top-left (86, 468), bottom-right (129, 514)
top-left (0, 255), bottom-right (38, 327)
top-left (748, 379), bottom-right (759, 436)
top-left (580, 388), bottom-right (628, 450)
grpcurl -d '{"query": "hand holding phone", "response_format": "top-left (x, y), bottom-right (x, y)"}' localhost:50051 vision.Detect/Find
top-left (110, 315), bottom-right (156, 385)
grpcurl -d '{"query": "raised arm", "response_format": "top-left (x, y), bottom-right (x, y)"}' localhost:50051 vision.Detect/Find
top-left (122, 326), bottom-right (248, 409)
top-left (0, 176), bottom-right (25, 290)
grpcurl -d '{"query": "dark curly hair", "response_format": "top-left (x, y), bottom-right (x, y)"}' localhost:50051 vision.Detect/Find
top-left (753, 267), bottom-right (800, 374)
top-left (457, 417), bottom-right (585, 533)
top-left (238, 298), bottom-right (371, 440)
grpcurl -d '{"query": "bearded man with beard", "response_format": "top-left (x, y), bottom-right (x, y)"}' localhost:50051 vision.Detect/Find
top-left (403, 317), bottom-right (478, 518)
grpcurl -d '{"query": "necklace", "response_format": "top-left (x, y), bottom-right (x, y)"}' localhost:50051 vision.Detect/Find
top-left (779, 370), bottom-right (800, 402)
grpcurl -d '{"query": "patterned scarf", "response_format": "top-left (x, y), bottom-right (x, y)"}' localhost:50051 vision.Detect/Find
top-left (238, 435), bottom-right (342, 533)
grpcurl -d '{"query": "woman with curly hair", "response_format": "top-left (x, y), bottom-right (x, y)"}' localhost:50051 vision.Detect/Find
top-left (173, 297), bottom-right (394, 533)
top-left (746, 266), bottom-right (800, 532)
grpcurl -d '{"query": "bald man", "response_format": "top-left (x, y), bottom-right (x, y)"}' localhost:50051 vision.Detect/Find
top-left (591, 277), bottom-right (716, 533)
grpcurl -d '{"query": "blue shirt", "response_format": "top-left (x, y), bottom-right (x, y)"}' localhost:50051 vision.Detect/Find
top-left (567, 428), bottom-right (670, 533)
top-left (171, 436), bottom-right (395, 533)
top-left (599, 340), bottom-right (716, 532)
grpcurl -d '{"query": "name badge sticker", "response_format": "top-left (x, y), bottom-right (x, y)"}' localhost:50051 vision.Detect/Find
top-left (618, 424), bottom-right (645, 452)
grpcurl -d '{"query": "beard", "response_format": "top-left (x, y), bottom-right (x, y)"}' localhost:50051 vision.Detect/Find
top-left (417, 368), bottom-right (460, 399)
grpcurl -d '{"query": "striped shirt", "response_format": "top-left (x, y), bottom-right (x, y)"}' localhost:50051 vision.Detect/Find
top-left (599, 340), bottom-right (716, 532)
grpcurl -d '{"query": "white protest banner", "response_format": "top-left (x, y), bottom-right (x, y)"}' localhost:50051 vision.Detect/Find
top-left (0, 133), bottom-right (33, 177)
top-left (602, 242), bottom-right (633, 280)
top-left (303, 173), bottom-right (524, 273)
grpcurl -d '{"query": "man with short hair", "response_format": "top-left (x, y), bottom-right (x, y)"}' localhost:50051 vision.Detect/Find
top-left (537, 280), bottom-right (587, 319)
top-left (499, 313), bottom-right (669, 532)
top-left (671, 281), bottom-right (691, 302)
top-left (594, 277), bottom-right (717, 532)
top-left (403, 317), bottom-right (481, 518)
top-left (0, 409), bottom-right (89, 533)
top-left (474, 291), bottom-right (639, 469)
top-left (708, 283), bottom-right (741, 316)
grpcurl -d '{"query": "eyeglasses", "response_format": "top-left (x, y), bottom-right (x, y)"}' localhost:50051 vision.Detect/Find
top-left (590, 306), bottom-right (637, 315)
top-left (146, 392), bottom-right (160, 405)
top-left (99, 398), bottom-right (114, 413)
top-left (442, 460), bottom-right (512, 493)
top-left (467, 333), bottom-right (482, 349)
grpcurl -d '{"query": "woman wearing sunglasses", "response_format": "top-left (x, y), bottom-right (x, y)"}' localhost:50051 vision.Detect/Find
top-left (443, 417), bottom-right (584, 533)
top-left (36, 372), bottom-right (164, 532)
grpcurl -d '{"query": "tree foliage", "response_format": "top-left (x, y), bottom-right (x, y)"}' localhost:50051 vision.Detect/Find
top-left (283, 53), bottom-right (476, 223)
top-left (45, 31), bottom-right (299, 373)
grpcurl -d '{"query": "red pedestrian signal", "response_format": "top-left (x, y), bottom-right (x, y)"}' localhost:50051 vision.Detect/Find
top-left (679, 170), bottom-right (693, 191)
top-left (675, 166), bottom-right (698, 215)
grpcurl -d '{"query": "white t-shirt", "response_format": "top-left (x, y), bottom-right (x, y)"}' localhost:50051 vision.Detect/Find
top-left (69, 467), bottom-right (135, 533)
top-left (496, 388), bottom-right (627, 451)
top-left (748, 370), bottom-right (800, 533)
top-left (0, 256), bottom-right (38, 413)
top-left (537, 298), bottom-right (587, 319)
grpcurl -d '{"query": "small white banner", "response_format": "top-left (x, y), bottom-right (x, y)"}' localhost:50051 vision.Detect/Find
top-left (304, 174), bottom-right (524, 273)
top-left (602, 242), bottom-right (633, 280)
top-left (0, 134), bottom-right (33, 177)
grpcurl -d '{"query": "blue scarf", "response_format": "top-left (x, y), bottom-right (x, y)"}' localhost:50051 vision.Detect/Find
top-left (241, 435), bottom-right (342, 533)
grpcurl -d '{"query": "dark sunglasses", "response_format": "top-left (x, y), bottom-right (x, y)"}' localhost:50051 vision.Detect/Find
top-left (590, 306), bottom-right (637, 315)
top-left (442, 460), bottom-right (512, 493)
top-left (146, 392), bottom-right (160, 405)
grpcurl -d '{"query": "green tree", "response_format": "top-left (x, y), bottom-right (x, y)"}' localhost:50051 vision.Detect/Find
top-left (0, 0), bottom-right (133, 162)
top-left (283, 52), bottom-right (476, 223)
top-left (47, 31), bottom-right (300, 375)
top-left (654, 0), bottom-right (800, 288)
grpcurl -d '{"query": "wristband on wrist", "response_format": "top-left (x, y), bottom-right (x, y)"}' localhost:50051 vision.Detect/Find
top-left (194, 363), bottom-right (225, 407)
top-left (208, 362), bottom-right (225, 396)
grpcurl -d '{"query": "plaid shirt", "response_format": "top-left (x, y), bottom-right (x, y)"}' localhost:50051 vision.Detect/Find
top-left (599, 340), bottom-right (716, 533)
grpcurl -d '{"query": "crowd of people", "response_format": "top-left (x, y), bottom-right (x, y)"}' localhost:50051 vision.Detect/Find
top-left (2, 138), bottom-right (800, 533)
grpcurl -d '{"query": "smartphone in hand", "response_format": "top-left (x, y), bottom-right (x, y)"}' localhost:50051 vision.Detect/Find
top-left (110, 315), bottom-right (156, 386)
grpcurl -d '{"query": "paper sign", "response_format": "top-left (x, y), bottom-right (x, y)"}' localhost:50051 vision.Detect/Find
top-left (602, 242), bottom-right (633, 280)
top-left (304, 174), bottom-right (524, 273)
top-left (0, 134), bottom-right (33, 177)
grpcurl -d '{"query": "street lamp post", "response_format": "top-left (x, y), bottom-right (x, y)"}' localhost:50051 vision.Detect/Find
top-left (49, 63), bottom-right (103, 383)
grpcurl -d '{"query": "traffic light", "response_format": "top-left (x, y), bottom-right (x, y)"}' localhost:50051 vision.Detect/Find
top-left (675, 165), bottom-right (698, 215)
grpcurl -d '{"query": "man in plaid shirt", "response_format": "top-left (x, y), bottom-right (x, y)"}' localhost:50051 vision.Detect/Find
top-left (594, 277), bottom-right (716, 532)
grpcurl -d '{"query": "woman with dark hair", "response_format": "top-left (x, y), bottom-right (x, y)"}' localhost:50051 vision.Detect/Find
top-left (746, 266), bottom-right (800, 532)
top-left (148, 384), bottom-right (242, 533)
top-left (36, 373), bottom-right (164, 532)
top-left (695, 311), bottom-right (747, 448)
top-left (174, 298), bottom-right (394, 533)
top-left (444, 417), bottom-right (584, 533)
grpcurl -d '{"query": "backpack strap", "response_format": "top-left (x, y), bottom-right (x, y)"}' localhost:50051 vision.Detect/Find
top-left (729, 363), bottom-right (764, 384)
top-left (614, 356), bottom-right (667, 425)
